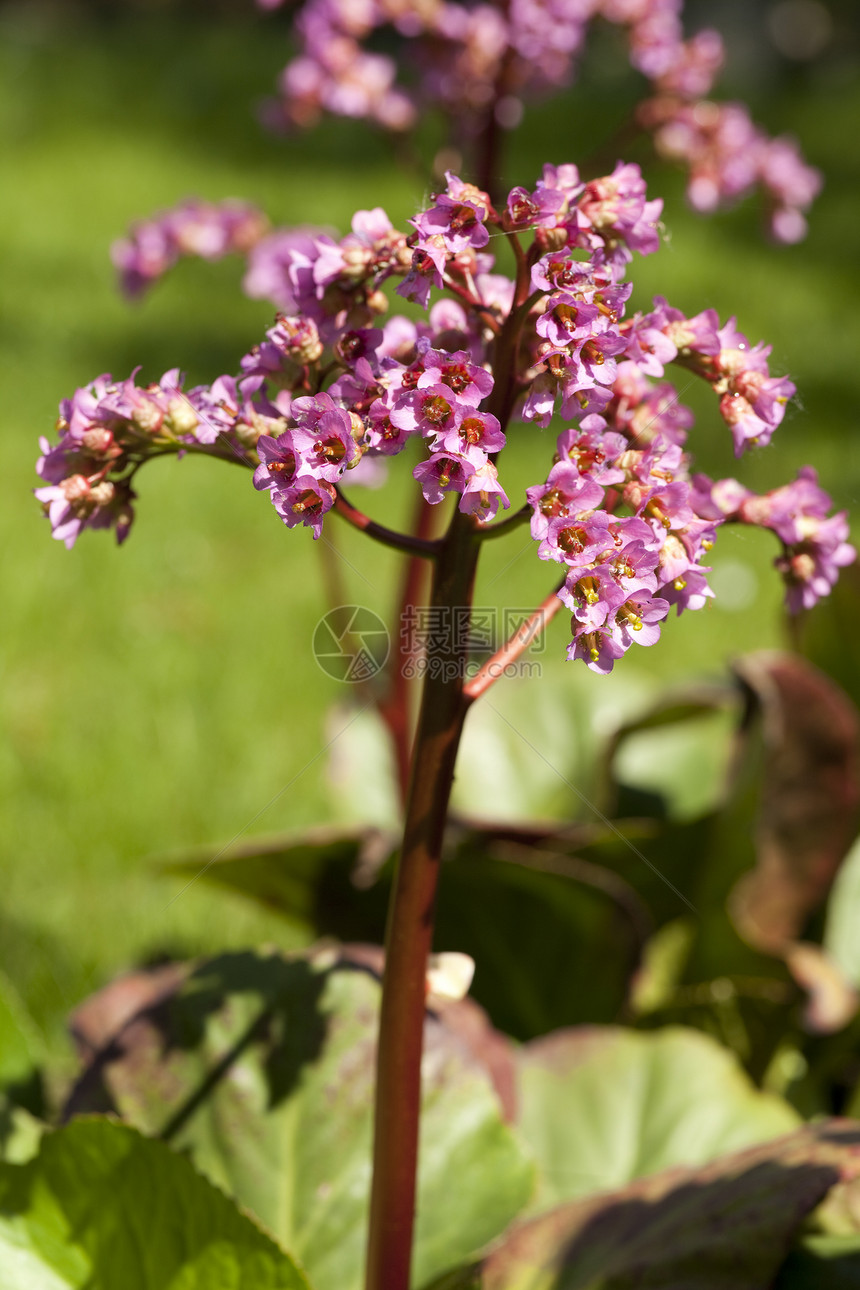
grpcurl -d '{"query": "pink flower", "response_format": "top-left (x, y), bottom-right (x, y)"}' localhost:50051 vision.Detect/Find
top-left (272, 475), bottom-right (336, 538)
top-left (413, 451), bottom-right (475, 504)
top-left (459, 461), bottom-right (511, 521)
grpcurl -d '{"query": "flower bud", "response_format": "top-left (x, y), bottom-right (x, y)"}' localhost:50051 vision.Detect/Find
top-left (166, 397), bottom-right (200, 437)
top-left (341, 245), bottom-right (374, 279)
top-left (349, 412), bottom-right (366, 443)
top-left (89, 480), bottom-right (116, 507)
top-left (366, 289), bottom-right (389, 315)
top-left (62, 474), bottom-right (90, 504)
top-left (131, 397), bottom-right (164, 434)
top-left (536, 225), bottom-right (568, 253)
top-left (286, 318), bottom-right (323, 364)
top-left (81, 427), bottom-right (115, 456)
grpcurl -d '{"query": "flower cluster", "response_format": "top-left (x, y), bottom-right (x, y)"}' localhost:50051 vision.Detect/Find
top-left (112, 199), bottom-right (268, 298)
top-left (692, 468), bottom-right (855, 613)
top-left (640, 99), bottom-right (822, 244)
top-left (35, 370), bottom-right (281, 547)
top-left (40, 163), bottom-right (852, 669)
top-left (257, 0), bottom-right (820, 241)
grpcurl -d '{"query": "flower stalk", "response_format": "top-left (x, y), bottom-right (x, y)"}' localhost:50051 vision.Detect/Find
top-left (365, 506), bottom-right (481, 1290)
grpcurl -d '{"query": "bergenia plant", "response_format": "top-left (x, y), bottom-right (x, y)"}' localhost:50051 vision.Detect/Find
top-left (36, 142), bottom-right (854, 1285)
top-left (258, 0), bottom-right (822, 240)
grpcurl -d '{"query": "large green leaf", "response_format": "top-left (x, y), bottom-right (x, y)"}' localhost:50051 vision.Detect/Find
top-left (0, 1117), bottom-right (309, 1288)
top-left (67, 949), bottom-right (534, 1290)
top-left (595, 653), bottom-right (860, 1081)
top-left (598, 680), bottom-right (738, 822)
top-left (479, 1121), bottom-right (860, 1290)
top-left (432, 837), bottom-right (645, 1038)
top-left (516, 1026), bottom-right (800, 1212)
top-left (163, 826), bottom-right (645, 1039)
top-left (798, 563), bottom-right (860, 720)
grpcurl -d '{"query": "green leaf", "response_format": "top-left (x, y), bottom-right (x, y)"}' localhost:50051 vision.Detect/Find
top-left (599, 681), bottom-right (738, 821)
top-left (433, 839), bottom-right (645, 1039)
top-left (825, 836), bottom-right (860, 988)
top-left (516, 1026), bottom-right (801, 1213)
top-left (160, 826), bottom-right (394, 939)
top-left (67, 950), bottom-right (535, 1290)
top-left (162, 825), bottom-right (646, 1039)
top-left (479, 1121), bottom-right (860, 1290)
top-left (798, 562), bottom-right (860, 720)
top-left (0, 1099), bottom-right (44, 1163)
top-left (0, 1117), bottom-right (310, 1288)
top-left (0, 969), bottom-right (45, 1124)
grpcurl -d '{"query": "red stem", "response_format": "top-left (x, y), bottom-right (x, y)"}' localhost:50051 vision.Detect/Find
top-left (334, 488), bottom-right (440, 559)
top-left (463, 582), bottom-right (565, 702)
top-left (365, 198), bottom-right (537, 1286)
top-left (365, 508), bottom-right (481, 1290)
top-left (477, 502), bottom-right (530, 540)
top-left (441, 276), bottom-right (502, 334)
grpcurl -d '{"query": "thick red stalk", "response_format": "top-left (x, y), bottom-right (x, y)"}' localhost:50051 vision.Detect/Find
top-left (365, 507), bottom-right (481, 1290)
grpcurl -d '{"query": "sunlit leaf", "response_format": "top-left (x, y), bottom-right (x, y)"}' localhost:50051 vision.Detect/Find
top-left (66, 949), bottom-right (534, 1290)
top-left (0, 1099), bottom-right (44, 1164)
top-left (824, 836), bottom-right (860, 988)
top-left (600, 681), bottom-right (738, 821)
top-left (515, 1026), bottom-right (800, 1212)
top-left (0, 1117), bottom-right (310, 1288)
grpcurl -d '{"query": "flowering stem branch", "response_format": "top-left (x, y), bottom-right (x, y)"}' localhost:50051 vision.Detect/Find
top-left (334, 488), bottom-right (440, 558)
top-left (463, 581), bottom-right (564, 702)
top-left (476, 502), bottom-right (530, 539)
top-left (365, 507), bottom-right (481, 1290)
top-left (153, 443), bottom-right (255, 471)
top-left (441, 277), bottom-right (502, 334)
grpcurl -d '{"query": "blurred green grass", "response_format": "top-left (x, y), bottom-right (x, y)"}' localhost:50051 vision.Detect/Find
top-left (1, 2), bottom-right (858, 1061)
